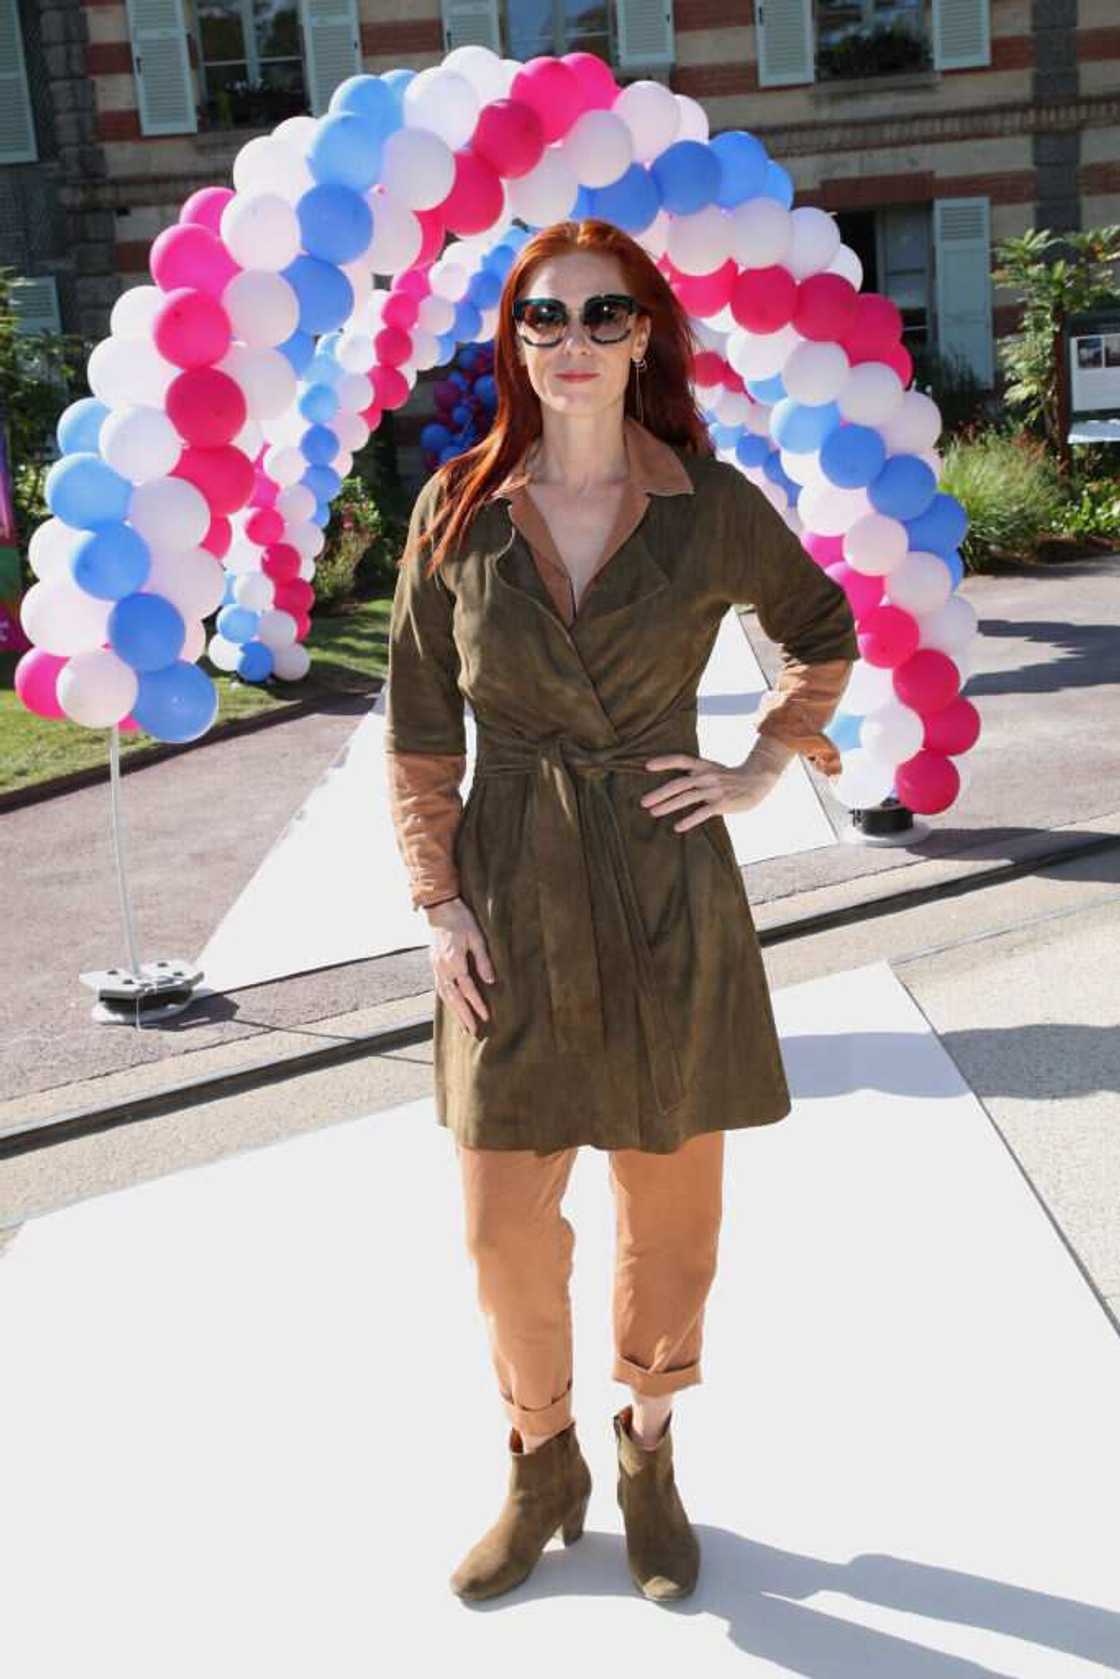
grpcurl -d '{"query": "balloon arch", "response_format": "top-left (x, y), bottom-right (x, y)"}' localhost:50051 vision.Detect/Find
top-left (15, 46), bottom-right (981, 818)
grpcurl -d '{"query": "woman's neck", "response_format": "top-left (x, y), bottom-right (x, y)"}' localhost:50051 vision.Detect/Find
top-left (528, 405), bottom-right (631, 490)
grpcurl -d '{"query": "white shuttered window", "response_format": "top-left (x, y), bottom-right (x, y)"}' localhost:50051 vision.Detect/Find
top-left (125, 0), bottom-right (197, 135)
top-left (440, 0), bottom-right (501, 54)
top-left (932, 0), bottom-right (990, 71)
top-left (756, 0), bottom-right (814, 89)
top-left (0, 0), bottom-right (38, 163)
top-left (298, 0), bottom-right (361, 118)
top-left (933, 196), bottom-right (993, 386)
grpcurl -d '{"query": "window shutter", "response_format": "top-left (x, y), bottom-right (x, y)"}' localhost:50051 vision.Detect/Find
top-left (299, 0), bottom-right (362, 118)
top-left (8, 275), bottom-right (61, 335)
top-left (933, 197), bottom-right (993, 386)
top-left (616, 0), bottom-right (674, 72)
top-left (440, 0), bottom-right (501, 54)
top-left (124, 0), bottom-right (196, 135)
top-left (0, 0), bottom-right (38, 163)
top-left (932, 0), bottom-right (990, 71)
top-left (755, 0), bottom-right (814, 89)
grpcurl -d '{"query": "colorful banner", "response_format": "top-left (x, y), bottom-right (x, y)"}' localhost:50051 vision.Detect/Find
top-left (0, 422), bottom-right (30, 655)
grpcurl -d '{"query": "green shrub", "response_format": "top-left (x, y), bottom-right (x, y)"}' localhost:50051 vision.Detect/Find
top-left (939, 426), bottom-right (1068, 570)
top-left (313, 474), bottom-right (384, 610)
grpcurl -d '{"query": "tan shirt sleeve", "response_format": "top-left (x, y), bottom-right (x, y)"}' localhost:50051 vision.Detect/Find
top-left (385, 749), bottom-right (465, 911)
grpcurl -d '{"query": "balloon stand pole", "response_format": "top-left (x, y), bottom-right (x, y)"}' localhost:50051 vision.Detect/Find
top-left (841, 796), bottom-right (931, 849)
top-left (78, 724), bottom-right (205, 1025)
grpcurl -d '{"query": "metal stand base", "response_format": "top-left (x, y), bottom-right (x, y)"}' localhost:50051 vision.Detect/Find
top-left (79, 959), bottom-right (205, 1025)
top-left (840, 797), bottom-right (932, 848)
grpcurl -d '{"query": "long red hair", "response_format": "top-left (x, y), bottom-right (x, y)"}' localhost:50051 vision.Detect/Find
top-left (415, 217), bottom-right (714, 578)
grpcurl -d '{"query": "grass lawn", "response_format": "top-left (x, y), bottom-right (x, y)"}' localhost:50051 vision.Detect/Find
top-left (1, 594), bottom-right (393, 796)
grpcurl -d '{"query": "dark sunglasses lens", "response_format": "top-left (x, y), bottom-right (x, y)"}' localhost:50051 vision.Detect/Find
top-left (518, 302), bottom-right (566, 342)
top-left (586, 298), bottom-right (633, 340)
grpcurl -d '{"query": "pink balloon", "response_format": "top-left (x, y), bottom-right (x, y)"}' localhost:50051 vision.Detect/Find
top-left (14, 647), bottom-right (67, 720)
top-left (440, 146), bottom-right (504, 237)
top-left (730, 266), bottom-right (797, 333)
top-left (150, 223), bottom-right (240, 298)
top-left (249, 468), bottom-right (279, 508)
top-left (561, 50), bottom-right (619, 111)
top-left (246, 507), bottom-right (285, 545)
top-left (792, 273), bottom-right (859, 342)
top-left (825, 560), bottom-right (884, 620)
top-left (173, 444), bottom-right (255, 517)
top-left (395, 269), bottom-right (430, 301)
top-left (894, 749), bottom-right (960, 815)
top-left (923, 696), bottom-right (980, 756)
top-left (838, 292), bottom-right (903, 362)
top-left (805, 532), bottom-right (845, 566)
top-left (119, 715), bottom-right (141, 733)
top-left (880, 342), bottom-right (913, 385)
top-left (413, 205), bottom-right (445, 268)
top-left (672, 259), bottom-right (737, 317)
top-left (153, 287), bottom-right (232, 369)
top-left (382, 292), bottom-right (419, 331)
top-left (691, 350), bottom-right (725, 387)
top-left (201, 513), bottom-right (231, 558)
top-left (892, 647), bottom-right (960, 715)
top-left (359, 401), bottom-right (384, 431)
top-left (374, 325), bottom-right (413, 368)
top-left (472, 99), bottom-right (546, 180)
top-left (369, 365), bottom-right (409, 410)
top-left (509, 57), bottom-right (584, 143)
top-left (722, 366), bottom-right (747, 394)
top-left (263, 543), bottom-right (301, 582)
top-left (179, 187), bottom-right (234, 234)
top-left (166, 365), bottom-right (246, 447)
top-left (857, 603), bottom-right (921, 668)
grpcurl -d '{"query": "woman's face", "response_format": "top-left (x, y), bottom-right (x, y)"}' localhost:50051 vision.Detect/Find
top-left (512, 250), bottom-right (651, 419)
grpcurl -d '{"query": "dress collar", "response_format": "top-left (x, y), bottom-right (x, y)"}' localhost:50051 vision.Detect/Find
top-left (487, 415), bottom-right (695, 502)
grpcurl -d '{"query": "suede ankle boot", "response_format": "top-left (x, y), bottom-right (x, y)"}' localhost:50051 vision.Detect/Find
top-left (613, 1403), bottom-right (700, 1601)
top-left (449, 1420), bottom-right (593, 1601)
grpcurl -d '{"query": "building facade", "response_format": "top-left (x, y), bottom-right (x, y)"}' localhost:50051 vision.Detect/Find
top-left (3, 0), bottom-right (1118, 475)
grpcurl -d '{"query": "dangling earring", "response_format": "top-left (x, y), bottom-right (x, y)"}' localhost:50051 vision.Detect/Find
top-left (632, 353), bottom-right (647, 424)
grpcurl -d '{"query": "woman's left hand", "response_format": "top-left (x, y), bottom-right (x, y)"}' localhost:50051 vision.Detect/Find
top-left (642, 737), bottom-right (797, 832)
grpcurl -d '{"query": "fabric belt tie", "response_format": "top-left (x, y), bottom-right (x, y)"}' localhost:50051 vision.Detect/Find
top-left (472, 713), bottom-right (698, 1117)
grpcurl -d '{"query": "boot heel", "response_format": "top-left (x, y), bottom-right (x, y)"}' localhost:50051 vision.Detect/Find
top-left (560, 1491), bottom-right (589, 1546)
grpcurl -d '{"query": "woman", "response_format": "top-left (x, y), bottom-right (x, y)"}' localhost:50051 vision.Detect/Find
top-left (383, 218), bottom-right (858, 1603)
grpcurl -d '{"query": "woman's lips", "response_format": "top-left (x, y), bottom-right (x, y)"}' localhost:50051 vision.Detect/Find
top-left (557, 373), bottom-right (598, 381)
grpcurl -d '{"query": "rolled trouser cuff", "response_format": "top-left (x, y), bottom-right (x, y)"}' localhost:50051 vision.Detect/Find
top-left (500, 1377), bottom-right (574, 1439)
top-left (612, 1355), bottom-right (702, 1397)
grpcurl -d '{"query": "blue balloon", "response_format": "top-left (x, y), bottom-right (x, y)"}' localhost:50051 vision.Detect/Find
top-left (236, 640), bottom-right (274, 682)
top-left (435, 330), bottom-right (457, 363)
top-left (474, 374), bottom-right (497, 406)
top-left (45, 452), bottom-right (133, 530)
top-left (379, 67), bottom-right (414, 111)
top-left (438, 443), bottom-right (461, 464)
top-left (763, 158), bottom-right (794, 208)
top-left (300, 383), bottom-right (340, 423)
top-left (745, 372), bottom-right (787, 404)
top-left (216, 604), bottom-right (259, 643)
top-left (649, 141), bottom-right (721, 215)
top-left (302, 463), bottom-right (341, 501)
top-left (904, 492), bottom-right (969, 555)
top-left (310, 501), bottom-right (331, 527)
top-left (57, 397), bottom-right (110, 456)
top-left (735, 432), bottom-right (770, 469)
top-left (572, 183), bottom-right (595, 218)
top-left (453, 298), bottom-right (482, 342)
top-left (710, 131), bottom-right (770, 207)
top-left (451, 402), bottom-right (472, 427)
top-left (588, 163), bottom-right (661, 233)
top-left (448, 369), bottom-right (469, 388)
top-left (467, 269), bottom-right (503, 310)
top-left (482, 243), bottom-right (516, 279)
top-left (282, 255), bottom-right (354, 336)
top-left (820, 423), bottom-right (887, 488)
top-left (710, 422), bottom-right (743, 452)
top-left (303, 352), bottom-right (343, 389)
top-left (131, 661), bottom-right (218, 744)
top-left (421, 422), bottom-right (452, 452)
top-left (771, 397), bottom-right (841, 452)
top-left (109, 591), bottom-right (185, 672)
top-left (943, 549), bottom-right (965, 588)
top-left (301, 423), bottom-right (340, 465)
top-left (276, 328), bottom-right (316, 375)
top-left (70, 522), bottom-right (151, 600)
top-left (867, 453), bottom-right (938, 520)
top-left (825, 711), bottom-right (864, 751)
top-left (307, 112), bottom-right (383, 191)
top-left (297, 182), bottom-right (373, 264)
top-left (329, 73), bottom-right (401, 144)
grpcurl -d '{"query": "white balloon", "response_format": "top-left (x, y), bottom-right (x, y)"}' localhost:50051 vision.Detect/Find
top-left (844, 658), bottom-right (897, 713)
top-left (726, 197), bottom-right (792, 269)
top-left (379, 125), bottom-right (455, 210)
top-left (128, 475), bottom-right (210, 550)
top-left (232, 135), bottom-right (312, 204)
top-left (562, 109), bottom-right (633, 189)
top-left (879, 388), bottom-right (942, 455)
top-left (612, 79), bottom-right (680, 163)
top-left (333, 447), bottom-right (353, 478)
top-left (633, 206), bottom-right (671, 258)
top-left (674, 94), bottom-right (709, 142)
top-left (781, 341), bottom-right (850, 405)
top-left (297, 551), bottom-right (317, 581)
top-left (832, 747), bottom-right (897, 809)
top-left (837, 361), bottom-right (905, 427)
top-left (665, 205), bottom-right (733, 275)
top-left (915, 593), bottom-right (978, 655)
top-left (220, 192), bottom-right (301, 272)
top-left (403, 67), bottom-right (479, 150)
top-left (221, 270), bottom-right (300, 348)
top-left (407, 325), bottom-right (441, 371)
top-left (206, 632), bottom-right (241, 672)
top-left (440, 43), bottom-right (507, 105)
top-left (100, 405), bottom-right (182, 484)
top-left (231, 413), bottom-right (264, 459)
top-left (332, 410), bottom-right (369, 451)
top-left (711, 389), bottom-right (753, 425)
top-left (180, 616), bottom-right (206, 663)
top-left (796, 480), bottom-right (869, 535)
top-left (272, 640), bottom-right (311, 681)
top-left (277, 484), bottom-right (317, 523)
top-left (842, 511), bottom-right (910, 576)
top-left (234, 571), bottom-right (275, 611)
top-left (109, 284), bottom-right (164, 340)
top-left (264, 444), bottom-right (308, 486)
top-left (57, 648), bottom-right (138, 727)
top-left (364, 187), bottom-right (422, 275)
top-left (217, 344), bottom-right (297, 420)
top-left (338, 259), bottom-right (373, 318)
top-left (725, 322), bottom-right (798, 380)
top-left (145, 547), bottom-right (226, 618)
top-left (884, 551), bottom-right (953, 616)
top-left (335, 371), bottom-right (372, 412)
top-left (286, 519), bottom-right (324, 560)
top-left (859, 699), bottom-right (925, 765)
top-left (259, 404), bottom-right (306, 449)
top-left (417, 293), bottom-right (456, 335)
top-left (785, 205), bottom-right (841, 279)
top-left (506, 149), bottom-right (579, 227)
top-left (273, 114), bottom-right (319, 152)
top-left (20, 576), bottom-right (112, 656)
top-left (428, 258), bottom-right (470, 303)
top-left (827, 243), bottom-right (864, 289)
top-left (29, 517), bottom-right (83, 581)
top-left (256, 607), bottom-right (298, 649)
top-left (87, 336), bottom-right (176, 407)
top-left (336, 330), bottom-right (376, 372)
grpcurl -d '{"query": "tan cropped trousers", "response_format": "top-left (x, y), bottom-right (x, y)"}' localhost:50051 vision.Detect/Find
top-left (455, 1129), bottom-right (725, 1438)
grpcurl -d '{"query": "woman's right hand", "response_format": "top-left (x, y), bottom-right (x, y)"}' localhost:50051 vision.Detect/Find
top-left (425, 896), bottom-right (497, 1036)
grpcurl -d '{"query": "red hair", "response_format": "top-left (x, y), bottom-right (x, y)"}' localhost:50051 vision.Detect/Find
top-left (416, 216), bottom-right (714, 578)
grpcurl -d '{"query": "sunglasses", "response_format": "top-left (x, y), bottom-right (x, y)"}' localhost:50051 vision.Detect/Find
top-left (512, 293), bottom-right (642, 347)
